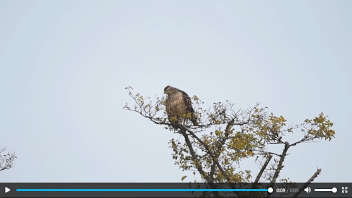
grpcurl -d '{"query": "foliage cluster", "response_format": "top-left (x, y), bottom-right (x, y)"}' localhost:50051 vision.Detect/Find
top-left (124, 87), bottom-right (335, 186)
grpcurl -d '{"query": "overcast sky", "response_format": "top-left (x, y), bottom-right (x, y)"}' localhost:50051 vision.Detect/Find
top-left (0, 0), bottom-right (351, 182)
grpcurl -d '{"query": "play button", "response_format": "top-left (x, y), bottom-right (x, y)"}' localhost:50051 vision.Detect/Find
top-left (4, 187), bottom-right (10, 193)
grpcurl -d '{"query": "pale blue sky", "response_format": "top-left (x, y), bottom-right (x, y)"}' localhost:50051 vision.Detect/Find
top-left (0, 0), bottom-right (351, 182)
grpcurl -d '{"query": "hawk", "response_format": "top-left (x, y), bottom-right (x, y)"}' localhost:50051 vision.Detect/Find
top-left (164, 85), bottom-right (198, 126)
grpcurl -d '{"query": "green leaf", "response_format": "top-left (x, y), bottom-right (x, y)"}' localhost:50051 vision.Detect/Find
top-left (181, 175), bottom-right (187, 181)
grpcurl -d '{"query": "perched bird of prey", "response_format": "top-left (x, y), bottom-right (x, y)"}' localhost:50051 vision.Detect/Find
top-left (164, 85), bottom-right (198, 126)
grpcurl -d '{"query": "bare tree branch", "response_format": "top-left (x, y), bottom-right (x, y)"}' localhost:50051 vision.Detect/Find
top-left (254, 150), bottom-right (282, 157)
top-left (254, 155), bottom-right (273, 185)
top-left (208, 162), bottom-right (216, 183)
top-left (178, 124), bottom-right (233, 182)
top-left (290, 135), bottom-right (311, 147)
top-left (293, 168), bottom-right (322, 198)
top-left (178, 129), bottom-right (210, 182)
top-left (179, 129), bottom-right (223, 198)
top-left (270, 142), bottom-right (290, 185)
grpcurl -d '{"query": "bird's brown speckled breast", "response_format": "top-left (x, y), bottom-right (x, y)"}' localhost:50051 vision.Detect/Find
top-left (166, 92), bottom-right (187, 117)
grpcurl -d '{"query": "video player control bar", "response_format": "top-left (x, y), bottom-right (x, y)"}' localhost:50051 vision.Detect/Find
top-left (1, 183), bottom-right (350, 197)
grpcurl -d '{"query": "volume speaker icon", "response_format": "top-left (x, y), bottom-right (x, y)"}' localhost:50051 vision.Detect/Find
top-left (304, 187), bottom-right (311, 193)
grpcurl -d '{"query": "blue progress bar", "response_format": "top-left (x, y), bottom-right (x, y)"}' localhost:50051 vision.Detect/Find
top-left (16, 188), bottom-right (268, 192)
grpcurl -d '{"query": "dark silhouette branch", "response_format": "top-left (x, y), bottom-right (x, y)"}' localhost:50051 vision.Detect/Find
top-left (290, 135), bottom-right (310, 147)
top-left (209, 162), bottom-right (216, 183)
top-left (270, 142), bottom-right (290, 185)
top-left (254, 155), bottom-right (273, 185)
top-left (220, 119), bottom-right (235, 147)
top-left (293, 168), bottom-right (321, 198)
top-left (179, 129), bottom-right (210, 182)
top-left (254, 150), bottom-right (282, 157)
top-left (179, 129), bottom-right (223, 197)
top-left (178, 124), bottom-right (233, 182)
